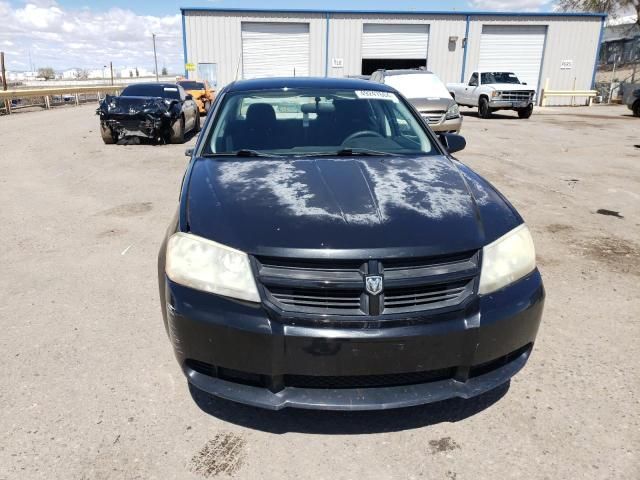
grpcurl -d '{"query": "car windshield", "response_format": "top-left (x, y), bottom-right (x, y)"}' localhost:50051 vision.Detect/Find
top-left (481, 72), bottom-right (521, 85)
top-left (121, 84), bottom-right (181, 100)
top-left (204, 88), bottom-right (437, 157)
top-left (179, 81), bottom-right (205, 90)
top-left (384, 73), bottom-right (451, 99)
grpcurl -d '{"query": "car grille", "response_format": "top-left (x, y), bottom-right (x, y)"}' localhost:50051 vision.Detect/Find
top-left (185, 344), bottom-right (531, 391)
top-left (284, 368), bottom-right (455, 389)
top-left (499, 91), bottom-right (534, 102)
top-left (254, 251), bottom-right (479, 317)
top-left (110, 119), bottom-right (154, 131)
top-left (420, 111), bottom-right (445, 124)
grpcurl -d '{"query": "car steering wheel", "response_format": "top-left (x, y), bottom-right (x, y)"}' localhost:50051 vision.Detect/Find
top-left (342, 130), bottom-right (384, 145)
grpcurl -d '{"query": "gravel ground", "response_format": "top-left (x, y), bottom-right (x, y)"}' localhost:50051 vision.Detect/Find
top-left (0, 103), bottom-right (638, 480)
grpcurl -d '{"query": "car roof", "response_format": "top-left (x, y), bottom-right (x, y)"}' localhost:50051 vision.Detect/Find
top-left (225, 77), bottom-right (394, 93)
top-left (125, 83), bottom-right (179, 88)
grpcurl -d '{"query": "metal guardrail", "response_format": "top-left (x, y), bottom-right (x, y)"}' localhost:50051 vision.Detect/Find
top-left (0, 85), bottom-right (124, 114)
top-left (540, 78), bottom-right (597, 106)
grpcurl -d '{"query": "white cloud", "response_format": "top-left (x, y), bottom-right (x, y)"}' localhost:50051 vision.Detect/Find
top-left (468, 0), bottom-right (555, 11)
top-left (0, 1), bottom-right (182, 72)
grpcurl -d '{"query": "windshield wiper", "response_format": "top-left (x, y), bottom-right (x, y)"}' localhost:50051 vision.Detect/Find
top-left (335, 148), bottom-right (397, 156)
top-left (201, 149), bottom-right (281, 158)
top-left (294, 148), bottom-right (398, 157)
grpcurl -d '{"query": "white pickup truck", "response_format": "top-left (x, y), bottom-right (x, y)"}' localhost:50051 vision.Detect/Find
top-left (447, 71), bottom-right (536, 119)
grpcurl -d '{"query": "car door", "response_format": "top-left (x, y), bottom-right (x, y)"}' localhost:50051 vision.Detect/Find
top-left (463, 72), bottom-right (479, 105)
top-left (178, 86), bottom-right (197, 131)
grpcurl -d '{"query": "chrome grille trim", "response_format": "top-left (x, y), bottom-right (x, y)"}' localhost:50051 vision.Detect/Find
top-left (498, 90), bottom-right (535, 102)
top-left (254, 252), bottom-right (479, 318)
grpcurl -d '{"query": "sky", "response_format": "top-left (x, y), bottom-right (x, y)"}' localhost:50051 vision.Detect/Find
top-left (0, 0), bottom-right (562, 72)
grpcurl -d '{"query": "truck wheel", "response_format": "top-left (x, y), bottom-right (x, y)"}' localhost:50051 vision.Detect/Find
top-left (170, 116), bottom-right (185, 144)
top-left (478, 97), bottom-right (492, 119)
top-left (518, 104), bottom-right (534, 119)
top-left (100, 124), bottom-right (116, 144)
top-left (633, 101), bottom-right (640, 117)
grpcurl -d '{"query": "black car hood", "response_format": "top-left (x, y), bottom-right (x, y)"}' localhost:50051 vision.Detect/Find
top-left (185, 155), bottom-right (522, 257)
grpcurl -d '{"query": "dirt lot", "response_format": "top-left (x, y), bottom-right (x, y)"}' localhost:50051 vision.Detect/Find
top-left (1, 104), bottom-right (638, 479)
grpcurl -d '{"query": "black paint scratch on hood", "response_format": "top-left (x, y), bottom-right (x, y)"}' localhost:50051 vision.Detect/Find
top-left (185, 156), bottom-right (521, 255)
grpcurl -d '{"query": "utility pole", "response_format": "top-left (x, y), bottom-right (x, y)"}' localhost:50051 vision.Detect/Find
top-left (1, 51), bottom-right (7, 91)
top-left (152, 33), bottom-right (159, 82)
top-left (110, 61), bottom-right (114, 85)
top-left (1, 51), bottom-right (8, 115)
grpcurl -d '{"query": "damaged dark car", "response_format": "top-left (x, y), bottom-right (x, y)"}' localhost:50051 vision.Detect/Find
top-left (158, 77), bottom-right (545, 411)
top-left (97, 83), bottom-right (200, 144)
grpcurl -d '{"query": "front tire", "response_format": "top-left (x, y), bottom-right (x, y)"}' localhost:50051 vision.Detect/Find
top-left (100, 124), bottom-right (116, 144)
top-left (633, 100), bottom-right (640, 117)
top-left (170, 116), bottom-right (185, 144)
top-left (518, 104), bottom-right (534, 119)
top-left (478, 97), bottom-right (492, 119)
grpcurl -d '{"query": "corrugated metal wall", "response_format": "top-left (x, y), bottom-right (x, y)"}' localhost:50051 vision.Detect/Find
top-left (466, 15), bottom-right (603, 106)
top-left (183, 11), bottom-right (327, 87)
top-left (327, 13), bottom-right (466, 84)
top-left (183, 10), bottom-right (602, 106)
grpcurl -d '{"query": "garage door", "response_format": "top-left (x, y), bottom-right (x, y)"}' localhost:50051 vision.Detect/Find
top-left (478, 25), bottom-right (547, 91)
top-left (242, 23), bottom-right (310, 79)
top-left (362, 24), bottom-right (429, 59)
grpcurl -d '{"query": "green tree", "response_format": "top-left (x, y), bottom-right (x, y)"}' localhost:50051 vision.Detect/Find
top-left (37, 67), bottom-right (55, 80)
top-left (135, 67), bottom-right (139, 77)
top-left (557, 0), bottom-right (640, 25)
top-left (161, 66), bottom-right (168, 76)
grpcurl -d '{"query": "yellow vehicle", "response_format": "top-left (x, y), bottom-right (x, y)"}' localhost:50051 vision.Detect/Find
top-left (177, 80), bottom-right (215, 115)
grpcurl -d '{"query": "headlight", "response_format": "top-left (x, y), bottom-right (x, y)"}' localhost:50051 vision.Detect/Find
top-left (445, 103), bottom-right (460, 120)
top-left (478, 224), bottom-right (536, 295)
top-left (491, 90), bottom-right (501, 98)
top-left (165, 232), bottom-right (260, 303)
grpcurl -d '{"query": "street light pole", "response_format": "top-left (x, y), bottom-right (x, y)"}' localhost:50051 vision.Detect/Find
top-left (152, 33), bottom-right (159, 82)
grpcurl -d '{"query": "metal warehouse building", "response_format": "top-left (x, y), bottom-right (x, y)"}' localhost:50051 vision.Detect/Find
top-left (181, 8), bottom-right (606, 106)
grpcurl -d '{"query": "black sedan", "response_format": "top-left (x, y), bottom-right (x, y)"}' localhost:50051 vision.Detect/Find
top-left (158, 77), bottom-right (544, 410)
top-left (97, 83), bottom-right (200, 144)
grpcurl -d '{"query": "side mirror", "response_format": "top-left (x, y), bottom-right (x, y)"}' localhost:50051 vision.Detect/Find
top-left (439, 133), bottom-right (466, 154)
top-left (185, 94), bottom-right (193, 100)
top-left (185, 148), bottom-right (194, 157)
top-left (522, 82), bottom-right (527, 85)
top-left (469, 80), bottom-right (477, 87)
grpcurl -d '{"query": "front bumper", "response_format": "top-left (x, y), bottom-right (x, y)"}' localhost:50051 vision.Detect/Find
top-left (421, 114), bottom-right (463, 133)
top-left (489, 100), bottom-right (532, 109)
top-left (163, 271), bottom-right (544, 410)
top-left (100, 115), bottom-right (173, 138)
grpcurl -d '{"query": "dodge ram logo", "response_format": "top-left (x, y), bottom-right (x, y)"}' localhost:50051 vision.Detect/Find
top-left (365, 275), bottom-right (383, 295)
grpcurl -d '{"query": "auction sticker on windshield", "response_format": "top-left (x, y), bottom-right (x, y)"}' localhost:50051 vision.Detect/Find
top-left (355, 90), bottom-right (398, 102)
